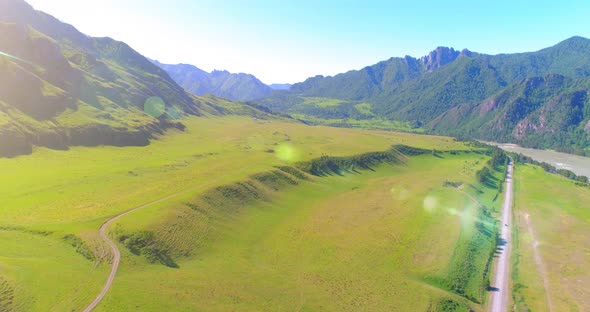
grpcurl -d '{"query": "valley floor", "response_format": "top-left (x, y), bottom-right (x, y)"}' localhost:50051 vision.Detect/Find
top-left (0, 116), bottom-right (503, 311)
top-left (100, 153), bottom-right (501, 311)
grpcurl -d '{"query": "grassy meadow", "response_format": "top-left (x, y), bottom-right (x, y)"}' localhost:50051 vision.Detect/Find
top-left (512, 165), bottom-right (590, 311)
top-left (291, 113), bottom-right (422, 133)
top-left (0, 230), bottom-right (108, 311)
top-left (101, 152), bottom-right (503, 311)
top-left (0, 116), bottom-right (459, 227)
top-left (0, 115), bottom-right (505, 311)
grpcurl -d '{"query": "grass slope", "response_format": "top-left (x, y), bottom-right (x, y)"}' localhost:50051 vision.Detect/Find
top-left (0, 116), bottom-right (468, 311)
top-left (512, 165), bottom-right (590, 311)
top-left (0, 0), bottom-right (275, 157)
top-left (0, 230), bottom-right (107, 311)
top-left (100, 151), bottom-right (502, 311)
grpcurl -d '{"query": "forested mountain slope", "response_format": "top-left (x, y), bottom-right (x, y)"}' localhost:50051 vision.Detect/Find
top-left (256, 37), bottom-right (590, 155)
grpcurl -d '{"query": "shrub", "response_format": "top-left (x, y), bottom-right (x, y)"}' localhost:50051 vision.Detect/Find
top-left (118, 231), bottom-right (177, 268)
top-left (63, 234), bottom-right (95, 261)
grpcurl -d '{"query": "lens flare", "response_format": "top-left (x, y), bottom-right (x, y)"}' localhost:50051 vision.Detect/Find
top-left (0, 51), bottom-right (33, 65)
top-left (446, 207), bottom-right (460, 216)
top-left (423, 195), bottom-right (438, 212)
top-left (144, 96), bottom-right (166, 118)
top-left (166, 104), bottom-right (183, 120)
top-left (275, 143), bottom-right (298, 163)
top-left (446, 205), bottom-right (495, 228)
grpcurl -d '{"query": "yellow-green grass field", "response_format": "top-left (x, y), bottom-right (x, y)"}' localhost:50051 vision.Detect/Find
top-left (0, 230), bottom-right (108, 312)
top-left (100, 152), bottom-right (503, 311)
top-left (512, 165), bottom-right (590, 311)
top-left (0, 116), bottom-right (461, 227)
top-left (291, 113), bottom-right (421, 132)
top-left (0, 115), bottom-right (499, 311)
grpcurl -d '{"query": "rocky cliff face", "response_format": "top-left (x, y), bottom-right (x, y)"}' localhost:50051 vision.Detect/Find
top-left (420, 47), bottom-right (461, 71)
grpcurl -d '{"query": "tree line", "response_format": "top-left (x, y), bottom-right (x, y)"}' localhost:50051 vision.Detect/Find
top-left (511, 153), bottom-right (589, 184)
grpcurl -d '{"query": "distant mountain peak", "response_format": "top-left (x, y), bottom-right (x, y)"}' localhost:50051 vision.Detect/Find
top-left (153, 61), bottom-right (272, 101)
top-left (562, 35), bottom-right (589, 43)
top-left (553, 35), bottom-right (590, 50)
top-left (459, 48), bottom-right (472, 57)
top-left (420, 47), bottom-right (461, 71)
top-left (211, 69), bottom-right (230, 75)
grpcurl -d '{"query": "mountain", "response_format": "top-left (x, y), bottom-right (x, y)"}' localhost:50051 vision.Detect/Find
top-left (256, 36), bottom-right (590, 155)
top-left (269, 83), bottom-right (291, 90)
top-left (152, 60), bottom-right (272, 101)
top-left (430, 74), bottom-right (590, 153)
top-left (0, 0), bottom-right (266, 157)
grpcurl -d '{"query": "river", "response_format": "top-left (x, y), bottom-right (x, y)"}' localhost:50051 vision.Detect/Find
top-left (488, 143), bottom-right (590, 178)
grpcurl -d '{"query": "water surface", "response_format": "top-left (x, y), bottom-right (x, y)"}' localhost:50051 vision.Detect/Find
top-left (489, 143), bottom-right (590, 178)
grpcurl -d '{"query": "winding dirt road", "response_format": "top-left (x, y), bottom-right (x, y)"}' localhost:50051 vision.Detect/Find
top-left (82, 157), bottom-right (515, 311)
top-left (82, 167), bottom-right (254, 311)
top-left (489, 159), bottom-right (514, 312)
top-left (82, 191), bottom-right (194, 312)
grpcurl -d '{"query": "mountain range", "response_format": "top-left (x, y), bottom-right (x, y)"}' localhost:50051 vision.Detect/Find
top-left (255, 37), bottom-right (590, 155)
top-left (0, 0), bottom-right (267, 157)
top-left (151, 60), bottom-right (274, 101)
top-left (1, 0), bottom-right (588, 157)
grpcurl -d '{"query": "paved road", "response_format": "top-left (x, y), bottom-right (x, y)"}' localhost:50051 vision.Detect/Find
top-left (489, 159), bottom-right (514, 312)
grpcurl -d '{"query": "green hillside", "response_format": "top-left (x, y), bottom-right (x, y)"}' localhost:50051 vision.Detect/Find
top-left (256, 37), bottom-right (590, 155)
top-left (0, 0), bottom-right (269, 157)
top-left (430, 75), bottom-right (590, 154)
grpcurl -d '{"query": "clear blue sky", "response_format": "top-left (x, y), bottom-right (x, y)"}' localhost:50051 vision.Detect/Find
top-left (26, 0), bottom-right (590, 84)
